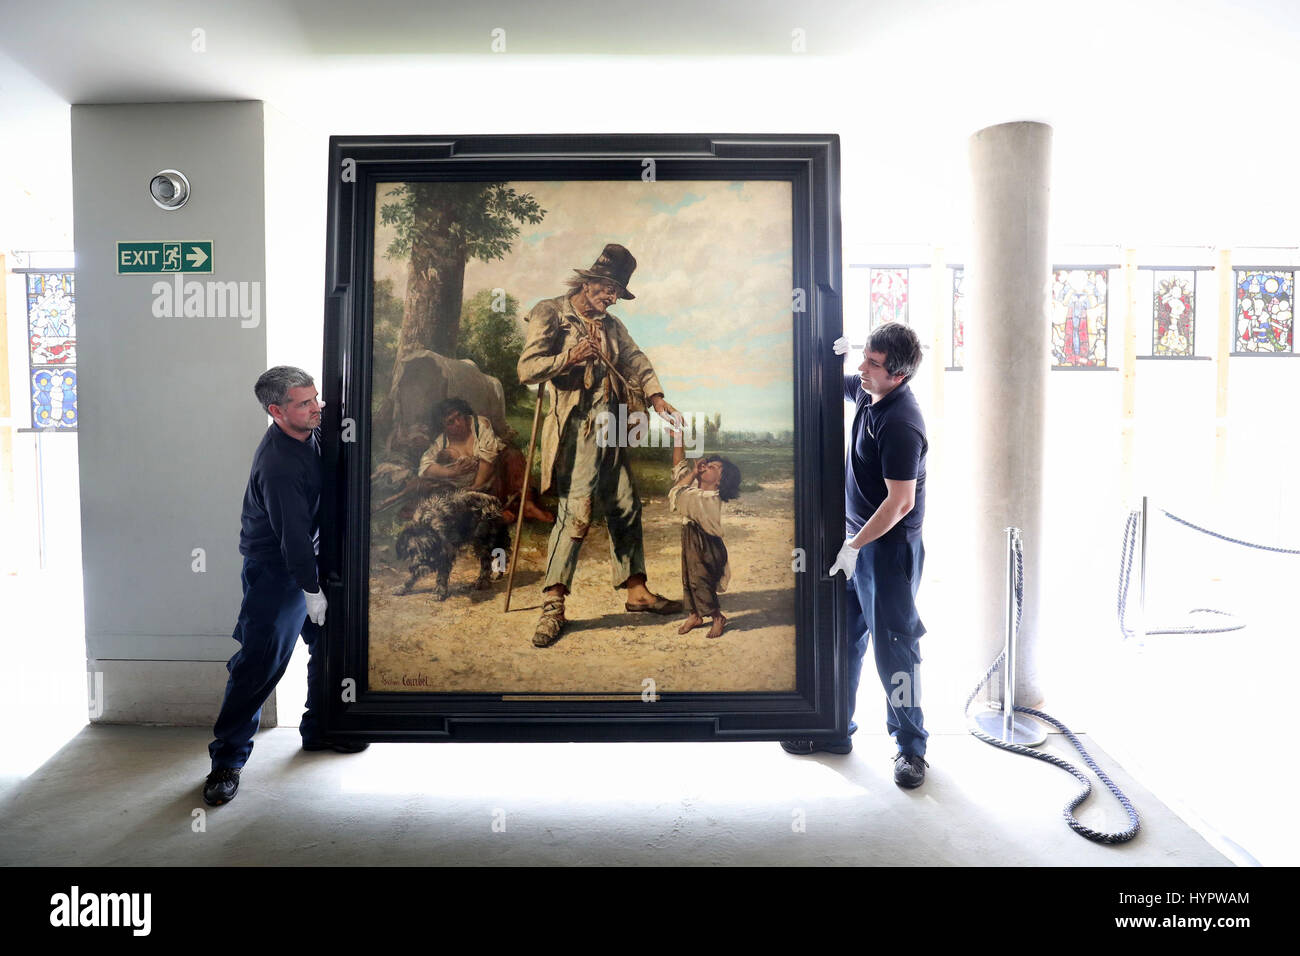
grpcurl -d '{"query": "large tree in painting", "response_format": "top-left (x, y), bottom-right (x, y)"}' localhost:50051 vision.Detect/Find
top-left (381, 182), bottom-right (544, 356)
top-left (373, 182), bottom-right (545, 452)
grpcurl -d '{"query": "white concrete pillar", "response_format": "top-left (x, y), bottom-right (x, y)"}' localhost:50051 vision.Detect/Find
top-left (967, 121), bottom-right (1052, 707)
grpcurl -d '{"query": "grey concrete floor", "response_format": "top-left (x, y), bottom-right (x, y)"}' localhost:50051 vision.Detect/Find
top-left (0, 562), bottom-right (1253, 868)
top-left (0, 724), bottom-right (1230, 866)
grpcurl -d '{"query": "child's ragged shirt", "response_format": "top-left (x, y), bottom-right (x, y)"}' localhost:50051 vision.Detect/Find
top-left (668, 459), bottom-right (730, 591)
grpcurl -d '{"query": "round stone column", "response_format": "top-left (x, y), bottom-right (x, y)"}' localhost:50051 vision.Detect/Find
top-left (967, 121), bottom-right (1052, 707)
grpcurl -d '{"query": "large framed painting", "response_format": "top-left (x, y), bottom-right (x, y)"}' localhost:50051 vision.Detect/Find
top-left (319, 134), bottom-right (844, 742)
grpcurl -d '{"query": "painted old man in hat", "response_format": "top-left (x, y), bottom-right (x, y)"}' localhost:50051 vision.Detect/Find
top-left (517, 243), bottom-right (683, 647)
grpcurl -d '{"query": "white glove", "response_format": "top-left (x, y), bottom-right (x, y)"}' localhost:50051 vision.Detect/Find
top-left (832, 335), bottom-right (851, 355)
top-left (827, 537), bottom-right (860, 579)
top-left (304, 588), bottom-right (328, 626)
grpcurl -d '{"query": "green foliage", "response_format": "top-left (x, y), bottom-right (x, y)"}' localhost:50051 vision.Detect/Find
top-left (505, 404), bottom-right (539, 447)
top-left (371, 277), bottom-right (404, 416)
top-left (457, 288), bottom-right (527, 407)
top-left (704, 412), bottom-right (722, 446)
top-left (380, 183), bottom-right (545, 262)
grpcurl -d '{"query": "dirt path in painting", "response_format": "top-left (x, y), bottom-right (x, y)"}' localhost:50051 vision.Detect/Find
top-left (367, 480), bottom-right (798, 694)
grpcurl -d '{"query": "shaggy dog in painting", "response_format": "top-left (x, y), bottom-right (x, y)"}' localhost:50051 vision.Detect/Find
top-left (392, 491), bottom-right (509, 599)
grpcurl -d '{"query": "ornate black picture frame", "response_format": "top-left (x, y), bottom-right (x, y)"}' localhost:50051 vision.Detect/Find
top-left (318, 133), bottom-right (844, 742)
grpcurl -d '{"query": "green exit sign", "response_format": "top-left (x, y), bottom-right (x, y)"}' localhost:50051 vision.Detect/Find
top-left (117, 240), bottom-right (213, 274)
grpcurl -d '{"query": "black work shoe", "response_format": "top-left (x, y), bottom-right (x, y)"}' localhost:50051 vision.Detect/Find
top-left (302, 739), bottom-right (370, 753)
top-left (893, 752), bottom-right (929, 788)
top-left (202, 767), bottom-right (241, 806)
top-left (780, 738), bottom-right (853, 756)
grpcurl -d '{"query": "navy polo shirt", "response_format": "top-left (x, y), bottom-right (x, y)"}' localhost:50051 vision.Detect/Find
top-left (844, 374), bottom-right (927, 543)
top-left (238, 423), bottom-right (322, 592)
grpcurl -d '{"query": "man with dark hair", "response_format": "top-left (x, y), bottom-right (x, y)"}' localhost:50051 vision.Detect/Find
top-left (517, 243), bottom-right (683, 648)
top-left (781, 321), bottom-right (931, 789)
top-left (419, 397), bottom-right (505, 495)
top-left (203, 366), bottom-right (366, 807)
top-left (416, 397), bottom-right (552, 523)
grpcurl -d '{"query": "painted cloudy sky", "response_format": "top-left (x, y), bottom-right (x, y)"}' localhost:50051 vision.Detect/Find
top-left (373, 180), bottom-right (793, 433)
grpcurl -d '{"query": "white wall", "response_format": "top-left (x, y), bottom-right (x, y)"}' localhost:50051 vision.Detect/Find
top-left (840, 253), bottom-right (1298, 653)
top-left (3, 3), bottom-right (1297, 727)
top-left (263, 104), bottom-right (327, 379)
top-left (256, 51), bottom-right (1300, 695)
top-left (0, 49), bottom-right (76, 574)
top-left (0, 50), bottom-right (72, 253)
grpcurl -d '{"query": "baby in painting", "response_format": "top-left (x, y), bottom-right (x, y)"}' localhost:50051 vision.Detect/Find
top-left (668, 421), bottom-right (742, 639)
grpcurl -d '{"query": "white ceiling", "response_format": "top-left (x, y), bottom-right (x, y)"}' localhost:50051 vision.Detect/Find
top-left (1, 0), bottom-right (1294, 106)
top-left (2, 0), bottom-right (1299, 251)
top-left (2, 1), bottom-right (907, 99)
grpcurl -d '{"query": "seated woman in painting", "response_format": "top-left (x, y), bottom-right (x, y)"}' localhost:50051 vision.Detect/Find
top-left (418, 397), bottom-right (553, 524)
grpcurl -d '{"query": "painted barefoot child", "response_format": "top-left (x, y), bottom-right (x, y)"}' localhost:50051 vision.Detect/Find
top-left (669, 424), bottom-right (741, 638)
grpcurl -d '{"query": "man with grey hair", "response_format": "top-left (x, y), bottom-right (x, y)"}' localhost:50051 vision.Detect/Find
top-left (517, 243), bottom-right (683, 648)
top-left (203, 366), bottom-right (366, 807)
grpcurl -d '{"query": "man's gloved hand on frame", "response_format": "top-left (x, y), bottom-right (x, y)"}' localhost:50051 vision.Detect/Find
top-left (827, 536), bottom-right (860, 579)
top-left (304, 588), bottom-right (327, 626)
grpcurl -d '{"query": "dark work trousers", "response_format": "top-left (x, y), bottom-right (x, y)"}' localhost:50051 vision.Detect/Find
top-left (208, 555), bottom-right (323, 770)
top-left (680, 522), bottom-right (728, 617)
top-left (838, 536), bottom-right (928, 756)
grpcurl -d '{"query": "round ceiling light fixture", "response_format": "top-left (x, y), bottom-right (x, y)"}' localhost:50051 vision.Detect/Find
top-left (149, 169), bottom-right (190, 211)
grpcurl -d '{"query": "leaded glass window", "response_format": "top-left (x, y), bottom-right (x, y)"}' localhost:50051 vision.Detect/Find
top-left (1051, 269), bottom-right (1108, 367)
top-left (31, 368), bottom-right (78, 428)
top-left (1152, 271), bottom-right (1196, 357)
top-left (869, 268), bottom-right (908, 329)
top-left (25, 272), bottom-right (78, 428)
top-left (951, 268), bottom-right (965, 367)
top-left (1234, 269), bottom-right (1294, 354)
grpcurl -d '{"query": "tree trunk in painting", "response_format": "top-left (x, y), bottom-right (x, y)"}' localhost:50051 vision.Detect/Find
top-left (377, 206), bottom-right (467, 456)
top-left (397, 213), bottom-right (467, 358)
top-left (371, 181), bottom-right (545, 471)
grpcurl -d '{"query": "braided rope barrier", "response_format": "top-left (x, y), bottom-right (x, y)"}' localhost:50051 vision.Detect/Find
top-left (973, 507), bottom-right (1296, 841)
top-left (1159, 508), bottom-right (1300, 555)
top-left (1113, 504), bottom-right (1300, 638)
top-left (1117, 511), bottom-right (1139, 638)
top-left (967, 533), bottom-right (1141, 845)
top-left (1117, 513), bottom-right (1245, 637)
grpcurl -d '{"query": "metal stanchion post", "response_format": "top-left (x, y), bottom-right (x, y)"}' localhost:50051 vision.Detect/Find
top-left (973, 527), bottom-right (1046, 746)
top-left (1002, 526), bottom-right (1016, 739)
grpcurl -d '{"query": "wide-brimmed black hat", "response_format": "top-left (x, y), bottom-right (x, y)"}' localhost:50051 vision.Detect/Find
top-left (574, 243), bottom-right (637, 299)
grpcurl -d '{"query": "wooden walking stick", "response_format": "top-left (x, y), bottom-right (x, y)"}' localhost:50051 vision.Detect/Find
top-left (504, 383), bottom-right (545, 611)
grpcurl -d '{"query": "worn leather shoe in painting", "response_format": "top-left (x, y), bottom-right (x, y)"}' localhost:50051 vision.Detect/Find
top-left (533, 598), bottom-right (567, 647)
top-left (624, 593), bottom-right (683, 615)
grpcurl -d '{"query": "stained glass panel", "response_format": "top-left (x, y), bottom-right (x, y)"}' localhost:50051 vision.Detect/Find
top-left (1234, 270), bottom-right (1294, 354)
top-left (951, 268), bottom-right (965, 367)
top-left (26, 272), bottom-right (76, 365)
top-left (31, 367), bottom-right (78, 429)
top-left (25, 271), bottom-right (78, 428)
top-left (1152, 271), bottom-right (1196, 357)
top-left (1051, 269), bottom-right (1108, 367)
top-left (869, 268), bottom-right (908, 329)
